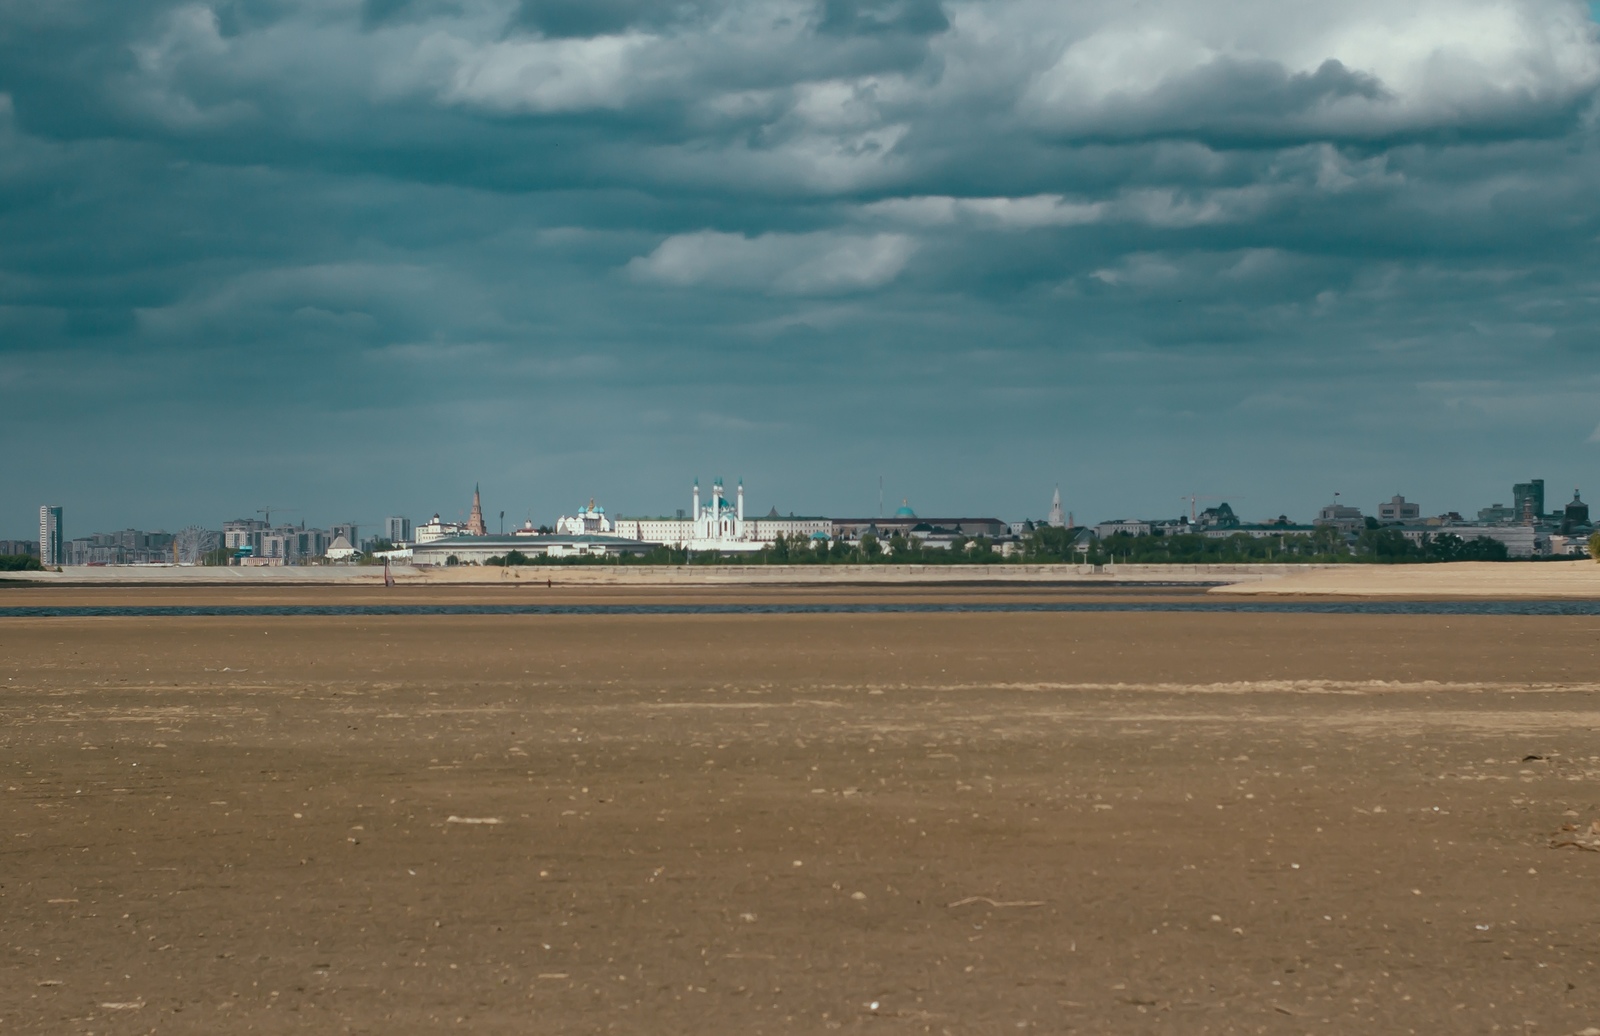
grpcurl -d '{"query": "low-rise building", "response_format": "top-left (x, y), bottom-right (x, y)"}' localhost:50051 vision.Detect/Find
top-left (1549, 534), bottom-right (1591, 557)
top-left (906, 521), bottom-right (1010, 543)
top-left (833, 501), bottom-right (1006, 542)
top-left (1195, 503), bottom-right (1241, 529)
top-left (1199, 523), bottom-right (1317, 539)
top-left (1377, 495), bottom-right (1420, 522)
top-left (415, 514), bottom-right (467, 544)
top-left (1395, 523), bottom-right (1538, 557)
top-left (749, 510), bottom-right (833, 543)
top-left (614, 516), bottom-right (692, 543)
top-left (1314, 502), bottom-right (1366, 533)
top-left (65, 529), bottom-right (178, 565)
top-left (325, 533), bottom-right (360, 561)
top-left (411, 534), bottom-right (659, 565)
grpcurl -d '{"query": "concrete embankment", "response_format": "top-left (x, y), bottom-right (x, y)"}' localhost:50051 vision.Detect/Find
top-left (4, 562), bottom-right (1344, 587)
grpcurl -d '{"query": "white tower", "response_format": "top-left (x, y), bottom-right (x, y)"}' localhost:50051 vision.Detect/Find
top-left (1048, 485), bottom-right (1065, 528)
top-left (692, 479), bottom-right (700, 522)
top-left (736, 479), bottom-right (744, 525)
top-left (39, 505), bottom-right (63, 566)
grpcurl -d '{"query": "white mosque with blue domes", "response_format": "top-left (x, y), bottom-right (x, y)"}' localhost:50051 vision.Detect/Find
top-left (612, 478), bottom-right (832, 551)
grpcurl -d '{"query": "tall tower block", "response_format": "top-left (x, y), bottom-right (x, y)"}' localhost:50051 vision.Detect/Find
top-left (39, 505), bottom-right (63, 566)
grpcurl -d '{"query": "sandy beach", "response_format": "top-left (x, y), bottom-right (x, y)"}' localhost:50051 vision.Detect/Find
top-left (10, 559), bottom-right (1600, 599)
top-left (3, 561), bottom-right (1334, 587)
top-left (4, 584), bottom-right (1600, 1033)
top-left (1214, 559), bottom-right (1600, 598)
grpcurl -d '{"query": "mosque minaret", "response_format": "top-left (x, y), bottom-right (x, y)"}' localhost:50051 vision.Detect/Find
top-left (609, 477), bottom-right (831, 550)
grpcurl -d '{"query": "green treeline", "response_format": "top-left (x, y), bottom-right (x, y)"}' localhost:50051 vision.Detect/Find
top-left (1060, 527), bottom-right (1507, 565)
top-left (485, 533), bottom-right (1014, 567)
top-left (0, 554), bottom-right (43, 571)
top-left (479, 526), bottom-right (1514, 567)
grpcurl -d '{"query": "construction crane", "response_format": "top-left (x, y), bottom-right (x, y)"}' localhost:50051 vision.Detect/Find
top-left (257, 506), bottom-right (297, 527)
top-left (1180, 494), bottom-right (1243, 523)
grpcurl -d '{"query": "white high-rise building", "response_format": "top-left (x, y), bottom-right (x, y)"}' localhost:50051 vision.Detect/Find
top-left (39, 505), bottom-right (63, 566)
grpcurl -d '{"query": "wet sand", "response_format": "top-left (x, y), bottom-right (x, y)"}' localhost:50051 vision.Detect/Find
top-left (1, 562), bottom-right (1319, 588)
top-left (0, 582), bottom-right (1215, 609)
top-left (4, 586), bottom-right (1600, 1033)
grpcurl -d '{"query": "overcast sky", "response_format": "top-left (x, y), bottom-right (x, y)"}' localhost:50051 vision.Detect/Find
top-left (4, 0), bottom-right (1600, 534)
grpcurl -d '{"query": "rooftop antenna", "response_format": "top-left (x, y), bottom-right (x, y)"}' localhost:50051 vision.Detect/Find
top-left (257, 505), bottom-right (296, 527)
top-left (1181, 493), bottom-right (1239, 522)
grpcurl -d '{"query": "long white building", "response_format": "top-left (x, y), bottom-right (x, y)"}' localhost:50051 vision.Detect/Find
top-left (614, 479), bottom-right (829, 552)
top-left (415, 514), bottom-right (467, 544)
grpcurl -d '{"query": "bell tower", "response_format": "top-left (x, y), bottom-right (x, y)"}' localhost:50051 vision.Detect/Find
top-left (467, 483), bottom-right (487, 536)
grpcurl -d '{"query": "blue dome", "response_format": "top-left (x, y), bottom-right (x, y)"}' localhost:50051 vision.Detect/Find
top-left (894, 504), bottom-right (916, 518)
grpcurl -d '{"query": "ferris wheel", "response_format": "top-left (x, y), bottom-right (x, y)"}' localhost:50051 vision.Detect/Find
top-left (175, 526), bottom-right (220, 565)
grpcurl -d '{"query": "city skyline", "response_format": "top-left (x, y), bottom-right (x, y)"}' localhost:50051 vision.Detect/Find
top-left (4, 3), bottom-right (1600, 535)
top-left (8, 474), bottom-right (1591, 547)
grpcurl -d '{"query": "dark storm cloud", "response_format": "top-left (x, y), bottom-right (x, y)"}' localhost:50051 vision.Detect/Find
top-left (3, 0), bottom-right (1600, 535)
top-left (817, 0), bottom-right (948, 37)
top-left (508, 0), bottom-right (709, 38)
